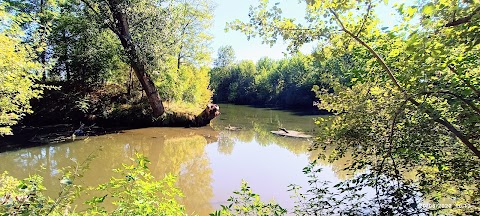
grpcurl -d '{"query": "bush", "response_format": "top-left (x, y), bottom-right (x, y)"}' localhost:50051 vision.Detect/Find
top-left (211, 180), bottom-right (287, 216)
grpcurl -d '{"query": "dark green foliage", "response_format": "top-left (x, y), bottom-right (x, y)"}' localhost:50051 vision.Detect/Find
top-left (1, 0), bottom-right (216, 132)
top-left (210, 54), bottom-right (328, 108)
top-left (49, 4), bottom-right (128, 85)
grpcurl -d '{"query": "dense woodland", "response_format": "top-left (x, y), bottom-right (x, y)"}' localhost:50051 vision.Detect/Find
top-left (1, 0), bottom-right (480, 215)
top-left (1, 0), bottom-right (215, 132)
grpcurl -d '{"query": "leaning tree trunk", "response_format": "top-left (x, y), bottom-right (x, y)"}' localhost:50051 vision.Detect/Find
top-left (105, 0), bottom-right (219, 126)
top-left (108, 0), bottom-right (165, 118)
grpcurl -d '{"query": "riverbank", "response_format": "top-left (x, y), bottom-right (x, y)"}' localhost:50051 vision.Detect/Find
top-left (0, 106), bottom-right (220, 153)
top-left (0, 124), bottom-right (124, 153)
top-left (0, 81), bottom-right (221, 152)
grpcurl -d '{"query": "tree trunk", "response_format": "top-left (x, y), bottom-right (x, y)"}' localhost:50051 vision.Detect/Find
top-left (108, 0), bottom-right (165, 117)
top-left (127, 67), bottom-right (133, 96)
top-left (40, 0), bottom-right (47, 82)
top-left (177, 51), bottom-right (182, 71)
top-left (62, 27), bottom-right (70, 81)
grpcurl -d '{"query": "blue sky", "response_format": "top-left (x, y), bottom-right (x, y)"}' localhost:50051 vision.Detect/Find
top-left (209, 0), bottom-right (315, 63)
top-left (209, 0), bottom-right (402, 63)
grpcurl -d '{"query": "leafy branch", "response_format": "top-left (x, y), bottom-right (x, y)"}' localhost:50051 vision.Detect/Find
top-left (328, 8), bottom-right (480, 159)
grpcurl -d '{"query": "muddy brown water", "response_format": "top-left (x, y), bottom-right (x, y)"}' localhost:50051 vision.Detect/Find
top-left (0, 104), bottom-right (351, 215)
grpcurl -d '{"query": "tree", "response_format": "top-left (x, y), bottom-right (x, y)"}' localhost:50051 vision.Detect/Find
top-left (210, 54), bottom-right (324, 107)
top-left (0, 5), bottom-right (44, 135)
top-left (48, 1), bottom-right (128, 85)
top-left (4, 0), bottom-right (61, 81)
top-left (154, 0), bottom-right (214, 107)
top-left (104, 0), bottom-right (166, 117)
top-left (77, 0), bottom-right (189, 117)
top-left (173, 1), bottom-right (214, 71)
top-left (47, 0), bottom-right (213, 101)
top-left (0, 0), bottom-right (218, 129)
top-left (214, 45), bottom-right (236, 68)
top-left (228, 0), bottom-right (480, 214)
top-left (210, 45), bottom-right (236, 102)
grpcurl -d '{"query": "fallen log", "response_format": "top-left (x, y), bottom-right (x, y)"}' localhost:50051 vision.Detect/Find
top-left (225, 125), bottom-right (241, 131)
top-left (271, 129), bottom-right (312, 138)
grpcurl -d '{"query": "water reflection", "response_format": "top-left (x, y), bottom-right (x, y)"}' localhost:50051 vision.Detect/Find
top-left (0, 104), bottom-right (355, 215)
top-left (0, 127), bottom-right (217, 215)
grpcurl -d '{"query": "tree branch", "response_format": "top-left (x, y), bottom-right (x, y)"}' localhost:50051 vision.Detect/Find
top-left (79, 0), bottom-right (119, 37)
top-left (444, 7), bottom-right (480, 27)
top-left (419, 90), bottom-right (480, 115)
top-left (329, 8), bottom-right (404, 91)
top-left (355, 0), bottom-right (373, 37)
top-left (328, 8), bottom-right (480, 160)
top-left (280, 27), bottom-right (316, 31)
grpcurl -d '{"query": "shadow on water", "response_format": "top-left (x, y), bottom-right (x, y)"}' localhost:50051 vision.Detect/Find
top-left (0, 125), bottom-right (131, 153)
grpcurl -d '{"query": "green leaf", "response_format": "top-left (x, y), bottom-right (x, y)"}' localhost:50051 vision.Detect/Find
top-left (422, 4), bottom-right (435, 16)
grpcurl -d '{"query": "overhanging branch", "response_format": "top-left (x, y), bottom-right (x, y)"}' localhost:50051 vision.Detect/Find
top-left (328, 8), bottom-right (480, 159)
top-left (448, 65), bottom-right (480, 98)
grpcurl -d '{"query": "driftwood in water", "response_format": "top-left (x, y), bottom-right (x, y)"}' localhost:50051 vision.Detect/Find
top-left (225, 125), bottom-right (241, 131)
top-left (271, 128), bottom-right (312, 138)
top-left (27, 123), bottom-right (104, 144)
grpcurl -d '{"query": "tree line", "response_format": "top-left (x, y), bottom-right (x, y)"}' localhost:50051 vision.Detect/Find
top-left (210, 45), bottom-right (339, 109)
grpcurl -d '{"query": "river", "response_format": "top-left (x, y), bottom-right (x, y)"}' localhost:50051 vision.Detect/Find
top-left (0, 104), bottom-right (350, 215)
